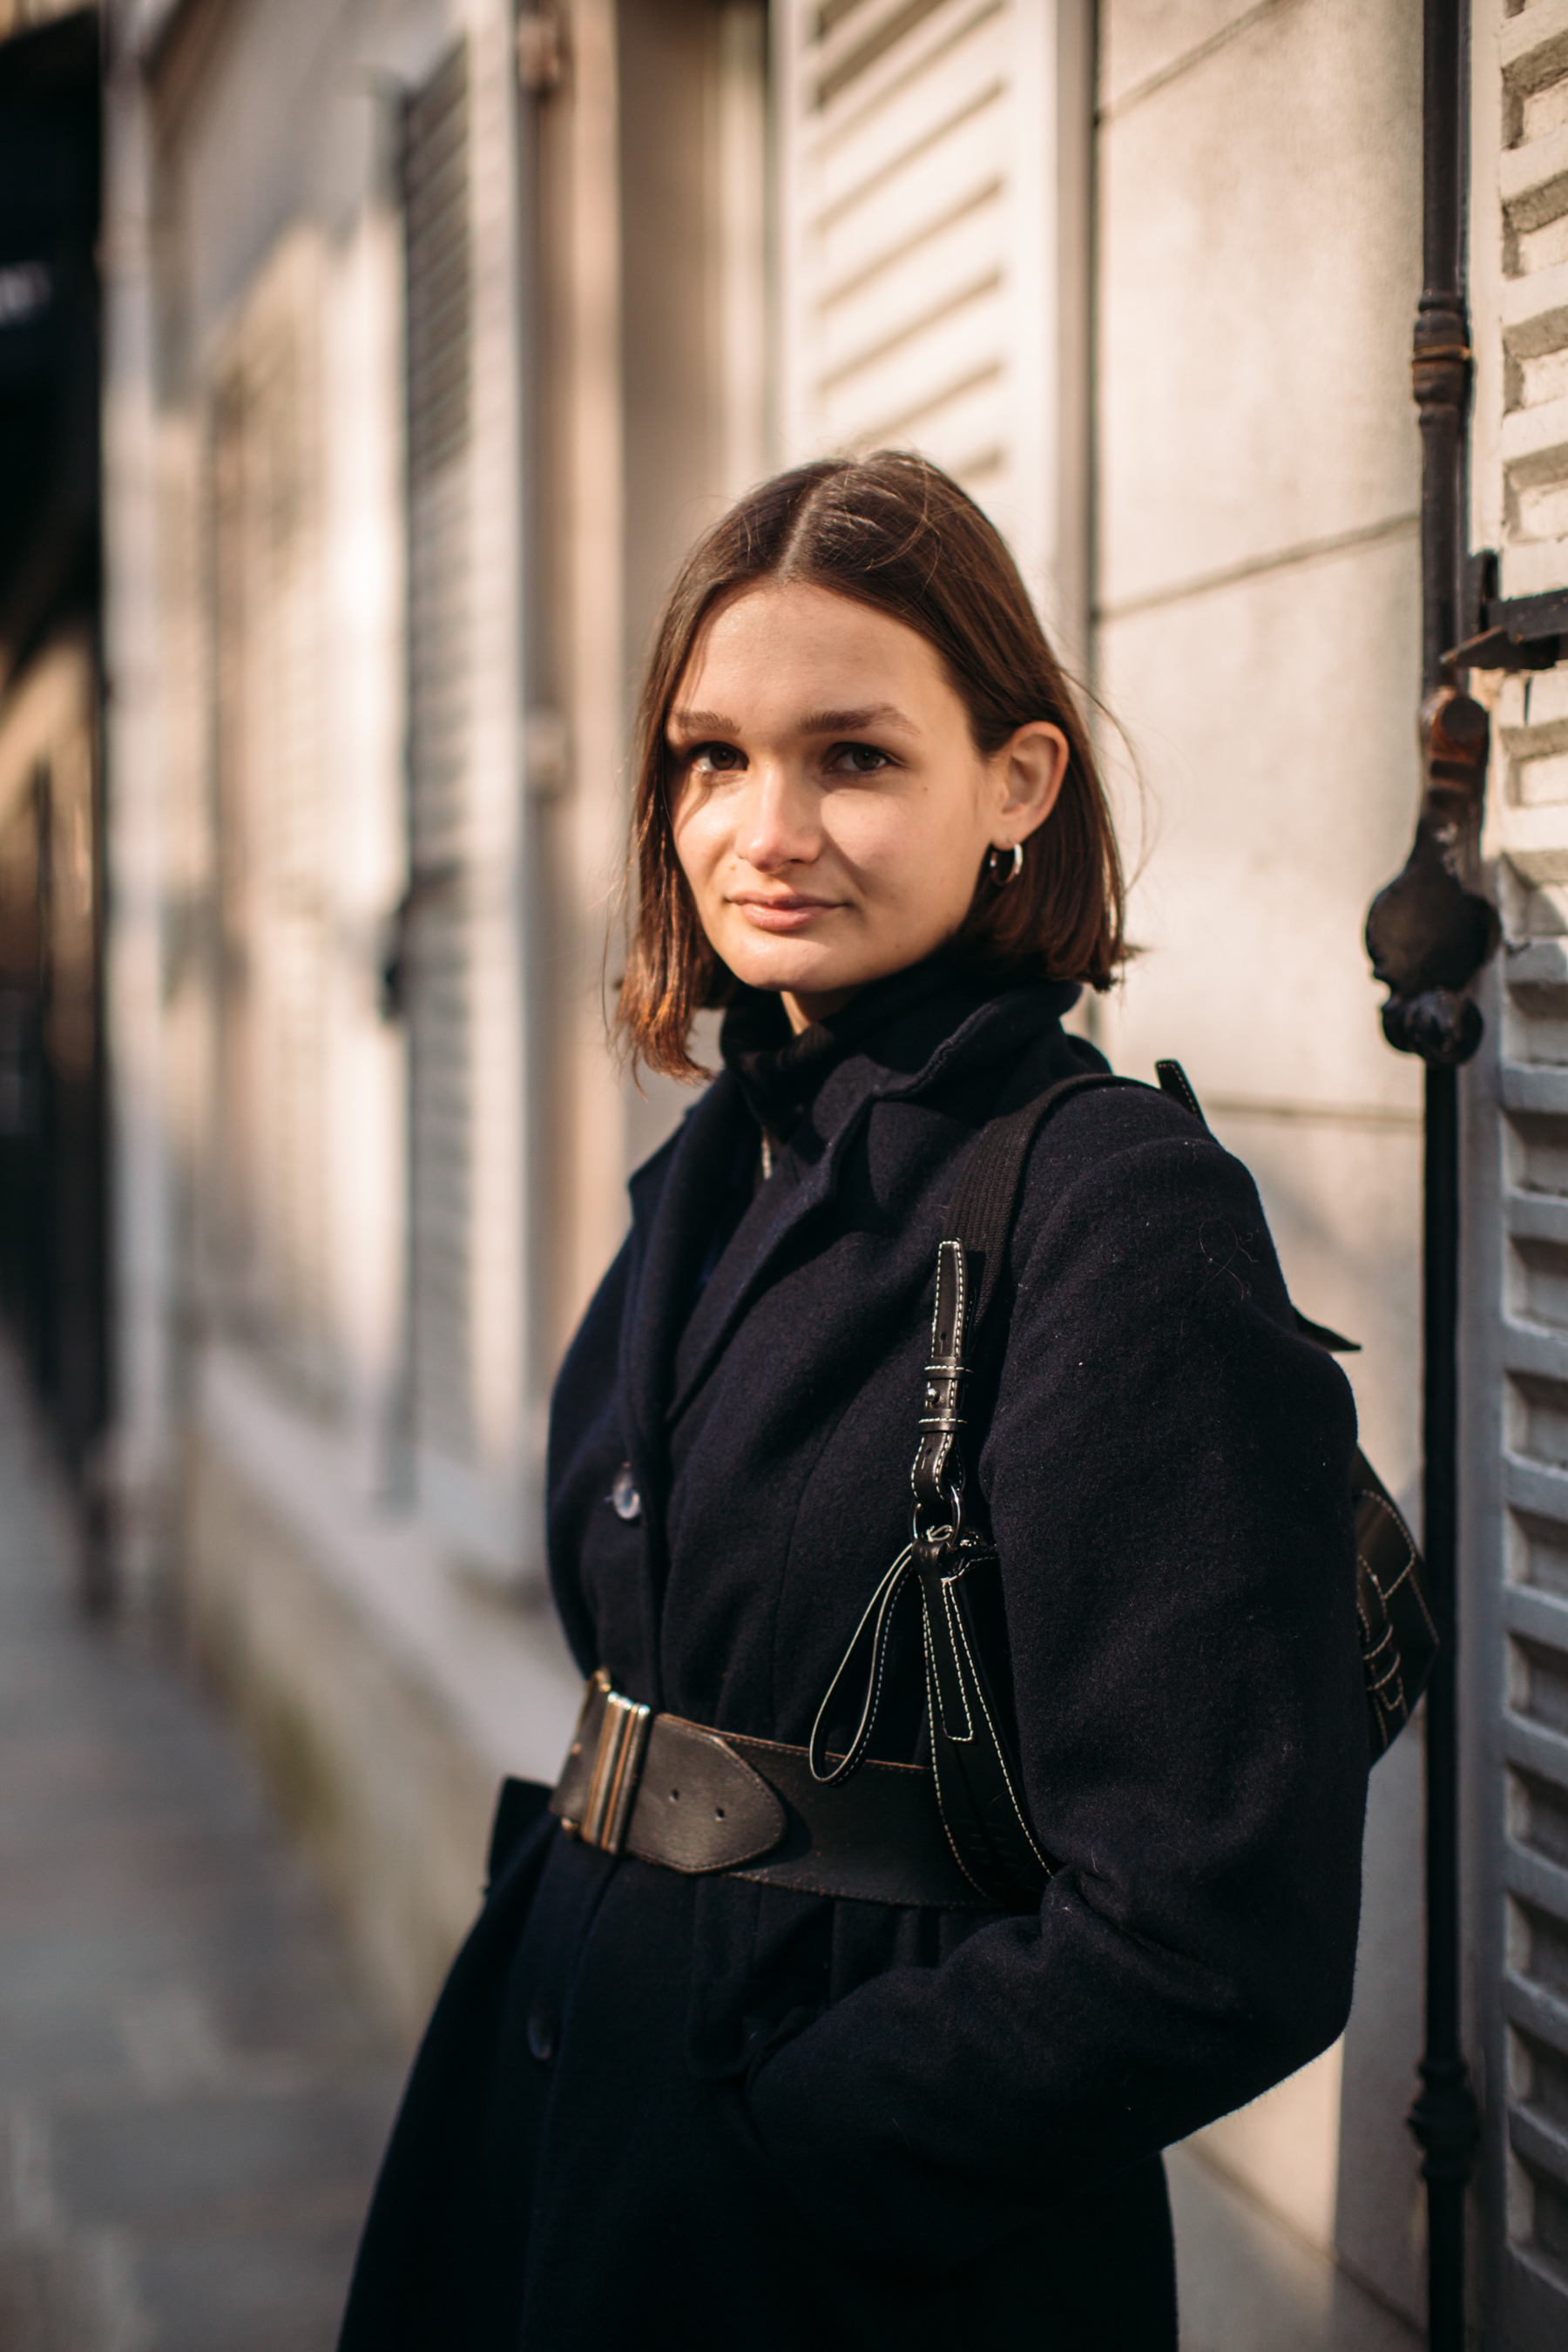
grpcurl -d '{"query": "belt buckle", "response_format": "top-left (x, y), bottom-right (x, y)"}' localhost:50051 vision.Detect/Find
top-left (561, 1669), bottom-right (652, 1855)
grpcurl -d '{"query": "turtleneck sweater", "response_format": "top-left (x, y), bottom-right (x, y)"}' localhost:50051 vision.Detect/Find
top-left (689, 954), bottom-right (1046, 1313)
top-left (717, 953), bottom-right (970, 1157)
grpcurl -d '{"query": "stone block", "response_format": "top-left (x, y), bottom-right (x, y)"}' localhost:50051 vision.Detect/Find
top-left (1102, 0), bottom-right (1267, 115)
top-left (1094, 525), bottom-right (1427, 1118)
top-left (1098, 0), bottom-right (1421, 610)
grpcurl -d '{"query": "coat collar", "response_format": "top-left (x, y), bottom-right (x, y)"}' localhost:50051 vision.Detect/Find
top-left (624, 977), bottom-right (1080, 1467)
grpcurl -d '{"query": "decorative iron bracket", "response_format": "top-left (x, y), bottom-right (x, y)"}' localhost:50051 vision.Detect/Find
top-left (1364, 682), bottom-right (1498, 1065)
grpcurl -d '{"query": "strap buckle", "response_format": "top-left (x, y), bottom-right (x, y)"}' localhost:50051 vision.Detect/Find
top-left (918, 1351), bottom-right (968, 1436)
top-left (560, 1668), bottom-right (652, 1855)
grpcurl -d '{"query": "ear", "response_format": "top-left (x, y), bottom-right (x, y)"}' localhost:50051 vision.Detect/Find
top-left (990, 721), bottom-right (1069, 847)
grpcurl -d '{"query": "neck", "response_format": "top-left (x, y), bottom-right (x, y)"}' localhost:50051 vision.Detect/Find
top-left (781, 986), bottom-right (856, 1034)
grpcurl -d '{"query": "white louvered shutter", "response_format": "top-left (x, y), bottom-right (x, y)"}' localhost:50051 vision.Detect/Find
top-left (402, 42), bottom-right (476, 1473)
top-left (774, 0), bottom-right (1081, 629)
top-left (1472, 8), bottom-right (1568, 2342)
top-left (399, 18), bottom-right (530, 1565)
top-left (209, 237), bottom-right (335, 1407)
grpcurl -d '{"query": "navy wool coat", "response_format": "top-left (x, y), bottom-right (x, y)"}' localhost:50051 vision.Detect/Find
top-left (338, 977), bottom-right (1369, 2352)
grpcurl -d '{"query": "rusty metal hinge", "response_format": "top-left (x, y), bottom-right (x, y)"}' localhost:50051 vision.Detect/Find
top-left (1449, 548), bottom-right (1568, 672)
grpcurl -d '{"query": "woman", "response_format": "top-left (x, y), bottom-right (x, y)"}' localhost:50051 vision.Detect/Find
top-left (340, 454), bottom-right (1367, 2350)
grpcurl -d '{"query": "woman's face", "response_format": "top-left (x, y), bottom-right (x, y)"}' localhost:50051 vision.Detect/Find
top-left (667, 583), bottom-right (1068, 1029)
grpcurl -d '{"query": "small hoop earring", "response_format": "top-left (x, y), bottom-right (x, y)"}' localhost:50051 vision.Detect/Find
top-left (987, 842), bottom-right (1024, 886)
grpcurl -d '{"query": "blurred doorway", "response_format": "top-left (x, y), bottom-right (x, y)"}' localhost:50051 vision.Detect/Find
top-left (0, 10), bottom-right (105, 1547)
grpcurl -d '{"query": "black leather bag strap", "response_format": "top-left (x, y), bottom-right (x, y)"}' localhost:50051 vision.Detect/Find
top-left (909, 1071), bottom-right (1139, 1528)
top-left (896, 1070), bottom-right (1141, 1903)
top-left (815, 1069), bottom-right (1141, 1904)
top-left (943, 1070), bottom-right (1138, 1334)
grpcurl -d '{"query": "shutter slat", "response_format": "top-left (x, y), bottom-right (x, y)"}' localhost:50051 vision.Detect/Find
top-left (1504, 1714), bottom-right (1568, 1800)
top-left (816, 282), bottom-right (1007, 441)
top-left (1511, 2105), bottom-right (1568, 2195)
top-left (1504, 1848), bottom-right (1568, 1963)
top-left (815, 0), bottom-right (994, 122)
top-left (815, 94), bottom-right (1006, 291)
top-left (1505, 1579), bottom-right (1568, 1652)
top-left (814, 12), bottom-right (1006, 207)
top-left (1506, 1968), bottom-right (1568, 2064)
top-left (817, 193), bottom-right (1005, 372)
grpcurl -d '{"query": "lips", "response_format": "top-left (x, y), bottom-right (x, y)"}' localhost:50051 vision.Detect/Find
top-left (730, 895), bottom-right (838, 933)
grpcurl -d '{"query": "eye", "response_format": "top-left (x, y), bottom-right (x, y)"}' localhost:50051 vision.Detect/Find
top-left (683, 740), bottom-right (747, 774)
top-left (826, 741), bottom-right (894, 775)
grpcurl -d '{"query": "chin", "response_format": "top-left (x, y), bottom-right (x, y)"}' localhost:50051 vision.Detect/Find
top-left (720, 938), bottom-right (848, 998)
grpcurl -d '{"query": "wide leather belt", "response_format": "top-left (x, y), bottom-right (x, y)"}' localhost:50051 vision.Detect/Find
top-left (549, 1670), bottom-right (997, 1910)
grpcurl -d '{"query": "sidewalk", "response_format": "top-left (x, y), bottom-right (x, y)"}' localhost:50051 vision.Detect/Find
top-left (0, 1355), bottom-right (402, 2352)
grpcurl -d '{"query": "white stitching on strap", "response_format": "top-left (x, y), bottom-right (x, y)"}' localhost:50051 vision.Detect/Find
top-left (921, 1605), bottom-right (997, 1896)
top-left (946, 1578), bottom-right (1049, 1872)
top-left (934, 1582), bottom-right (975, 1743)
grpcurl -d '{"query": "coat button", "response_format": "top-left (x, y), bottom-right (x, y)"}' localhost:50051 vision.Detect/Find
top-left (526, 2002), bottom-right (557, 2063)
top-left (611, 1463), bottom-right (641, 1522)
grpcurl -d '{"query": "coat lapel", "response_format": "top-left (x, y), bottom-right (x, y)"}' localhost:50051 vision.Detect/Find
top-left (618, 1078), bottom-right (750, 1501)
top-left (664, 990), bottom-right (1064, 1426)
top-left (613, 1082), bottom-right (753, 1707)
top-left (614, 983), bottom-right (1082, 1700)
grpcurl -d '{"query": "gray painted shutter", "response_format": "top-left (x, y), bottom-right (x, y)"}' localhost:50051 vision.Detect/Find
top-left (1476, 9), bottom-right (1568, 2341)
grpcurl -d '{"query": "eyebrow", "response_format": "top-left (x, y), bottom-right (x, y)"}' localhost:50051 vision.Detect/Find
top-left (667, 702), bottom-right (917, 737)
top-left (668, 708), bottom-right (739, 736)
top-left (800, 704), bottom-right (916, 734)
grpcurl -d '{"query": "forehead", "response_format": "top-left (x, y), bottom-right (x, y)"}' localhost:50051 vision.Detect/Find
top-left (674, 582), bottom-right (956, 719)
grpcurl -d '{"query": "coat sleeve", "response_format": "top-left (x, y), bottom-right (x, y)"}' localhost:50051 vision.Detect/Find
top-left (745, 1110), bottom-right (1369, 2270)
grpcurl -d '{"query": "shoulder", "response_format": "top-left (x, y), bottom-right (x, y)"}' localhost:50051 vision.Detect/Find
top-left (1019, 1075), bottom-right (1242, 1214)
top-left (1010, 1078), bottom-right (1295, 1335)
top-left (1032, 1071), bottom-right (1216, 1166)
top-left (990, 1080), bottom-right (1357, 1472)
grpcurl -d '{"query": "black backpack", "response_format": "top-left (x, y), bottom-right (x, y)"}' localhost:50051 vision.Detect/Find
top-left (810, 1062), bottom-right (1436, 1909)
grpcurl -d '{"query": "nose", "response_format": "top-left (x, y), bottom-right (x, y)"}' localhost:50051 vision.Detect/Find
top-left (734, 762), bottom-right (820, 874)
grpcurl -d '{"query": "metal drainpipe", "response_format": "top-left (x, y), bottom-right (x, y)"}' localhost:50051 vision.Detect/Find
top-left (1363, 0), bottom-right (1491, 2342)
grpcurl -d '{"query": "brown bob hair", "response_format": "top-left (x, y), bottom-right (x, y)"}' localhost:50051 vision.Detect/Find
top-left (617, 450), bottom-right (1125, 1079)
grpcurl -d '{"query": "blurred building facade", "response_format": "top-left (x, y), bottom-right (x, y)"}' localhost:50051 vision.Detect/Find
top-left (0, 4), bottom-right (106, 1515)
top-left (57, 0), bottom-right (1566, 2342)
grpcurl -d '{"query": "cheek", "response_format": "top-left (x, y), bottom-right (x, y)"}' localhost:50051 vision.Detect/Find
top-left (670, 800), bottom-right (719, 894)
top-left (834, 789), bottom-right (981, 910)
